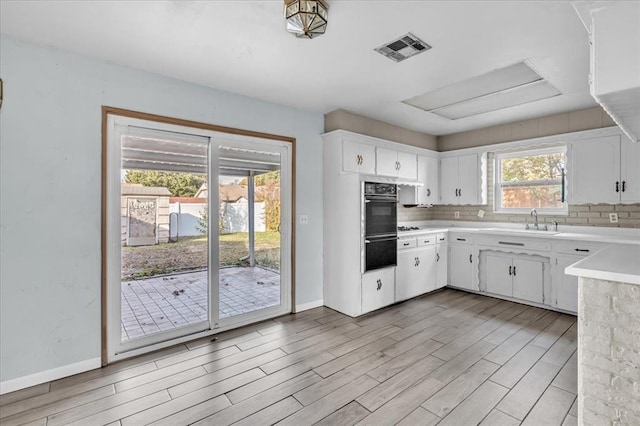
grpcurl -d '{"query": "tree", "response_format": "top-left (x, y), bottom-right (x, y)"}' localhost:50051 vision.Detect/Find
top-left (124, 170), bottom-right (206, 197)
top-left (500, 152), bottom-right (565, 208)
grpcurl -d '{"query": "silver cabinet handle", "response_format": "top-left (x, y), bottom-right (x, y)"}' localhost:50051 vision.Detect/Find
top-left (426, 188), bottom-right (431, 197)
top-left (509, 265), bottom-right (512, 276)
top-left (469, 254), bottom-right (473, 263)
top-left (376, 279), bottom-right (382, 291)
top-left (436, 253), bottom-right (440, 262)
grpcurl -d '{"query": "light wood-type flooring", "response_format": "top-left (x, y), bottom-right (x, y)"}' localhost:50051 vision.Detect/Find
top-left (0, 289), bottom-right (578, 425)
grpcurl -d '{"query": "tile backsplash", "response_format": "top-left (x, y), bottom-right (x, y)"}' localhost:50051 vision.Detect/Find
top-left (398, 153), bottom-right (640, 228)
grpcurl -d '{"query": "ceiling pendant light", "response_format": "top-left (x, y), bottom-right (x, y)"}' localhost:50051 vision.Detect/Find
top-left (285, 0), bottom-right (328, 39)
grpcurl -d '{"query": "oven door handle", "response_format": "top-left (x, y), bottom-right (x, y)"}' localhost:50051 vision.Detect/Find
top-left (365, 236), bottom-right (399, 244)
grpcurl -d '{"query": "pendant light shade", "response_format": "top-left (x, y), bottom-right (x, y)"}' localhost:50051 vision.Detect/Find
top-left (285, 0), bottom-right (328, 39)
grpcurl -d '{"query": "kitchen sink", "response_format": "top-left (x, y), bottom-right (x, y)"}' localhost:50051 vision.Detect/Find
top-left (483, 227), bottom-right (559, 236)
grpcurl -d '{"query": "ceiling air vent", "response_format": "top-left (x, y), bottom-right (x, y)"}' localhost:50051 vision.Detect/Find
top-left (375, 33), bottom-right (431, 63)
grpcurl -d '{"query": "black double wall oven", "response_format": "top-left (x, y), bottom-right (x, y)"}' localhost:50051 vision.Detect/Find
top-left (364, 182), bottom-right (398, 271)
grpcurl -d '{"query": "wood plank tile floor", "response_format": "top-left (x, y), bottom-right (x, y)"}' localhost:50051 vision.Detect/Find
top-left (0, 289), bottom-right (578, 426)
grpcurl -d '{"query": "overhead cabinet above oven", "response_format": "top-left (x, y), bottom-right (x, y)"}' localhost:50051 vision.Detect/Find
top-left (332, 131), bottom-right (425, 182)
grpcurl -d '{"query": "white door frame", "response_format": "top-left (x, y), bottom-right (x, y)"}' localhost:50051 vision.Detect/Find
top-left (104, 111), bottom-right (293, 363)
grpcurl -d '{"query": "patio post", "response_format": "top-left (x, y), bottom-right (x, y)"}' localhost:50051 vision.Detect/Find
top-left (248, 170), bottom-right (255, 267)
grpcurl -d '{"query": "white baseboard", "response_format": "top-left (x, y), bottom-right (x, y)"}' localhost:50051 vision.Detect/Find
top-left (0, 357), bottom-right (101, 395)
top-left (295, 299), bottom-right (324, 312)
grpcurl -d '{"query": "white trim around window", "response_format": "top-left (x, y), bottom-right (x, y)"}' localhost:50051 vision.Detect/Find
top-left (494, 146), bottom-right (568, 215)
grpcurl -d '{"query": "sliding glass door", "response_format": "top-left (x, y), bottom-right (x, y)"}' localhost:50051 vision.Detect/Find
top-left (213, 139), bottom-right (291, 330)
top-left (105, 113), bottom-right (292, 361)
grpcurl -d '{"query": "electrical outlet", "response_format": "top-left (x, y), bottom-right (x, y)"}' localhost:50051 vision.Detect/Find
top-left (454, 211), bottom-right (460, 219)
top-left (478, 209), bottom-right (485, 218)
top-left (609, 212), bottom-right (618, 223)
top-left (299, 215), bottom-right (309, 225)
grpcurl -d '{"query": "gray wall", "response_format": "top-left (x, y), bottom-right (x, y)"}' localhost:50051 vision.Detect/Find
top-left (324, 109), bottom-right (438, 151)
top-left (0, 36), bottom-right (324, 383)
top-left (437, 107), bottom-right (616, 151)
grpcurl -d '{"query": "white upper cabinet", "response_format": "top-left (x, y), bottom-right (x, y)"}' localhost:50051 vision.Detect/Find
top-left (582, 1), bottom-right (640, 142)
top-left (419, 156), bottom-right (439, 204)
top-left (398, 155), bottom-right (439, 205)
top-left (439, 153), bottom-right (486, 205)
top-left (343, 139), bottom-right (376, 175)
top-left (457, 154), bottom-right (481, 204)
top-left (376, 147), bottom-right (417, 180)
top-left (569, 135), bottom-right (640, 204)
top-left (620, 139), bottom-right (640, 202)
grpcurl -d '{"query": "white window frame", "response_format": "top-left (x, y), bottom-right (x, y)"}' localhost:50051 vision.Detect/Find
top-left (494, 146), bottom-right (568, 215)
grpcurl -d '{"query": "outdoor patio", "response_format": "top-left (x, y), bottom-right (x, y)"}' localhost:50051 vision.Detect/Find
top-left (121, 267), bottom-right (280, 341)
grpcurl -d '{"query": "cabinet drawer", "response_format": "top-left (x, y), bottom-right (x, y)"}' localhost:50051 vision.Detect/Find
top-left (554, 241), bottom-right (605, 256)
top-left (450, 234), bottom-right (474, 244)
top-left (417, 235), bottom-right (435, 246)
top-left (436, 233), bottom-right (447, 244)
top-left (478, 235), bottom-right (550, 252)
top-left (398, 238), bottom-right (417, 250)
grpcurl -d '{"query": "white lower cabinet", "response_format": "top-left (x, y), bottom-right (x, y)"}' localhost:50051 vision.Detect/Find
top-left (436, 240), bottom-right (448, 289)
top-left (448, 235), bottom-right (476, 290)
top-left (396, 246), bottom-right (436, 301)
top-left (555, 254), bottom-right (582, 312)
top-left (485, 254), bottom-right (513, 297)
top-left (551, 240), bottom-right (605, 313)
top-left (362, 267), bottom-right (395, 314)
top-left (482, 252), bottom-right (544, 304)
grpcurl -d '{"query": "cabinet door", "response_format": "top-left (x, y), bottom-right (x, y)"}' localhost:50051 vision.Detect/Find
top-left (396, 250), bottom-right (420, 301)
top-left (342, 141), bottom-right (376, 174)
top-left (448, 244), bottom-right (473, 289)
top-left (569, 135), bottom-right (620, 204)
top-left (359, 143), bottom-right (376, 175)
top-left (397, 151), bottom-right (418, 180)
top-left (555, 254), bottom-right (582, 313)
top-left (457, 154), bottom-right (479, 204)
top-left (376, 147), bottom-right (399, 177)
top-left (621, 138), bottom-right (640, 202)
top-left (342, 140), bottom-right (361, 173)
top-left (435, 243), bottom-right (448, 289)
top-left (420, 245), bottom-right (437, 294)
top-left (440, 157), bottom-right (459, 204)
top-left (425, 156), bottom-right (440, 203)
top-left (512, 258), bottom-right (544, 303)
top-left (362, 267), bottom-right (395, 313)
top-left (484, 253), bottom-right (513, 297)
top-left (417, 156), bottom-right (439, 204)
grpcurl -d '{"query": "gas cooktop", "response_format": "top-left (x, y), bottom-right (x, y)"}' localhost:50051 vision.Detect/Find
top-left (398, 226), bottom-right (420, 231)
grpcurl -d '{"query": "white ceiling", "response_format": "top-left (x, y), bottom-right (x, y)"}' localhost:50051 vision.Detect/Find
top-left (0, 1), bottom-right (598, 136)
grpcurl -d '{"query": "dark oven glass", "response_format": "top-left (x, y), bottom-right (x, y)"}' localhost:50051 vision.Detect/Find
top-left (365, 236), bottom-right (397, 271)
top-left (365, 200), bottom-right (397, 237)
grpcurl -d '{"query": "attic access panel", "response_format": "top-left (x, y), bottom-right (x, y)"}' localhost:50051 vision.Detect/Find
top-left (403, 62), bottom-right (561, 119)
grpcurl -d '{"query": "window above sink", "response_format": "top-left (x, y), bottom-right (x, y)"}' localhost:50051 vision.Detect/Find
top-left (494, 146), bottom-right (568, 215)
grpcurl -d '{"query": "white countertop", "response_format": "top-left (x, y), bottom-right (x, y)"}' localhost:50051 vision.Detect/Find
top-left (565, 244), bottom-right (640, 285)
top-left (397, 221), bottom-right (640, 245)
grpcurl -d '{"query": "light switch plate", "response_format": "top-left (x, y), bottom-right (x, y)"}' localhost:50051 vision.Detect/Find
top-left (478, 209), bottom-right (485, 218)
top-left (299, 215), bottom-right (309, 225)
top-left (609, 212), bottom-right (618, 223)
top-left (454, 211), bottom-right (460, 219)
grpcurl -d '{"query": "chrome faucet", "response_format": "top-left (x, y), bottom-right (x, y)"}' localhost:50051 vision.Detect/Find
top-left (530, 208), bottom-right (538, 230)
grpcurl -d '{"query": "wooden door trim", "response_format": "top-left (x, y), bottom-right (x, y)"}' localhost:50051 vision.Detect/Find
top-left (101, 106), bottom-right (297, 366)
